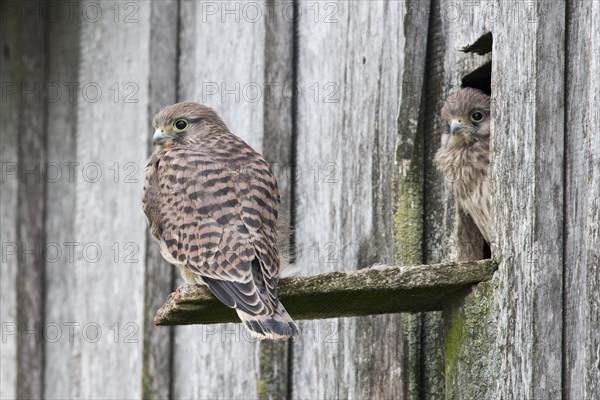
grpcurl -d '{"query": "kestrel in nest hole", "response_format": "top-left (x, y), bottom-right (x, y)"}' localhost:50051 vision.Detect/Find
top-left (435, 88), bottom-right (491, 244)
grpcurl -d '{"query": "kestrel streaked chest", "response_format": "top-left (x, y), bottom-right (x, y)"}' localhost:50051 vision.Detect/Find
top-left (435, 88), bottom-right (492, 244)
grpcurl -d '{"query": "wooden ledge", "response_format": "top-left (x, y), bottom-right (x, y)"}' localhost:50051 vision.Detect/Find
top-left (154, 259), bottom-right (497, 326)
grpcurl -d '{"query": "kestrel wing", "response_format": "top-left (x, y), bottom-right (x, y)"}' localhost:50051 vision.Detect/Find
top-left (238, 159), bottom-right (281, 307)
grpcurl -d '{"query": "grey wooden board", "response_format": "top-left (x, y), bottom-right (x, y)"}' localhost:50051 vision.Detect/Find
top-left (491, 1), bottom-right (565, 398)
top-left (394, 1), bottom-right (431, 398)
top-left (425, 1), bottom-right (494, 397)
top-left (260, 1), bottom-right (295, 397)
top-left (424, 0), bottom-right (492, 264)
top-left (12, 8), bottom-right (48, 399)
top-left (70, 2), bottom-right (151, 397)
top-left (0, 12), bottom-right (20, 400)
top-left (142, 1), bottom-right (179, 398)
top-left (173, 1), bottom-right (268, 397)
top-left (564, 0), bottom-right (600, 398)
top-left (292, 1), bottom-right (405, 398)
top-left (418, 0), bottom-right (494, 397)
top-left (43, 10), bottom-right (80, 399)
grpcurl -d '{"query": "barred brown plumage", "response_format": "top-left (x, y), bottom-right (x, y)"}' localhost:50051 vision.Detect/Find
top-left (143, 102), bottom-right (299, 340)
top-left (435, 88), bottom-right (492, 244)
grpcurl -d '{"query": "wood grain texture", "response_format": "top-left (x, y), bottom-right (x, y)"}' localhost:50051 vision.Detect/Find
top-left (43, 9), bottom-right (80, 399)
top-left (11, 7), bottom-right (48, 399)
top-left (424, 0), bottom-right (492, 265)
top-left (444, 1), bottom-right (570, 398)
top-left (394, 2), bottom-right (431, 398)
top-left (142, 1), bottom-right (178, 398)
top-left (260, 1), bottom-right (295, 397)
top-left (564, 0), bottom-right (600, 398)
top-left (155, 260), bottom-right (497, 325)
top-left (415, 1), bottom-right (448, 397)
top-left (0, 9), bottom-right (21, 400)
top-left (420, 1), bottom-right (493, 397)
top-left (3, 1), bottom-right (598, 398)
top-left (70, 2), bottom-right (150, 398)
top-left (173, 2), bottom-right (266, 397)
top-left (491, 1), bottom-right (565, 397)
top-left (292, 1), bottom-right (404, 398)
top-left (424, 1), bottom-right (495, 397)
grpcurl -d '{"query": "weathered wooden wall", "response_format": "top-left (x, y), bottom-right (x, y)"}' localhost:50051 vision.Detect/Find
top-left (564, 2), bottom-right (600, 398)
top-left (444, 1), bottom-right (600, 400)
top-left (1, 7), bottom-right (21, 399)
top-left (1, 4), bottom-right (47, 398)
top-left (1, 0), bottom-right (598, 399)
top-left (71, 1), bottom-right (151, 398)
top-left (292, 1), bottom-right (406, 398)
top-left (43, 7), bottom-right (79, 399)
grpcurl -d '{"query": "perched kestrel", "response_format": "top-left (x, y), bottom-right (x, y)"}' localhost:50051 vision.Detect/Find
top-left (143, 102), bottom-right (299, 340)
top-left (435, 88), bottom-right (491, 243)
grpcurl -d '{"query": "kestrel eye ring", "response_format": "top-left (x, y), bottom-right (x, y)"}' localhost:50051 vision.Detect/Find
top-left (470, 111), bottom-right (484, 122)
top-left (173, 119), bottom-right (188, 131)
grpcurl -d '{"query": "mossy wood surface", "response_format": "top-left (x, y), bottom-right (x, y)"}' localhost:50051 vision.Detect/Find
top-left (155, 260), bottom-right (496, 326)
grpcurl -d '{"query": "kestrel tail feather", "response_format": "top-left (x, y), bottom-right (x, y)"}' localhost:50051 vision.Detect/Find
top-left (237, 302), bottom-right (299, 340)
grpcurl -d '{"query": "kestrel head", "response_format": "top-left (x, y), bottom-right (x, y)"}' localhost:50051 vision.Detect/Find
top-left (441, 88), bottom-right (491, 146)
top-left (151, 102), bottom-right (228, 147)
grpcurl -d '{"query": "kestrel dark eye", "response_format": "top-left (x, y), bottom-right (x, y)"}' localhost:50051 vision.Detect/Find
top-left (173, 119), bottom-right (188, 131)
top-left (470, 112), bottom-right (484, 122)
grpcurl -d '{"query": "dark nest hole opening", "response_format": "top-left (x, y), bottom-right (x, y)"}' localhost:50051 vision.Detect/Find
top-left (461, 32), bottom-right (492, 95)
top-left (461, 32), bottom-right (493, 259)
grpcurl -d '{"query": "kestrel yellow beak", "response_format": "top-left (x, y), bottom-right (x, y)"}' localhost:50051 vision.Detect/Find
top-left (153, 129), bottom-right (167, 145)
top-left (450, 118), bottom-right (468, 135)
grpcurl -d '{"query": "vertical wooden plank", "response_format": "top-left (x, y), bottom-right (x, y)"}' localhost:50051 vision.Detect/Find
top-left (71, 2), bottom-right (150, 397)
top-left (417, 1), bottom-right (447, 397)
top-left (0, 2), bottom-right (50, 398)
top-left (173, 1), bottom-right (266, 397)
top-left (492, 1), bottom-right (565, 397)
top-left (292, 1), bottom-right (404, 397)
top-left (259, 0), bottom-right (295, 398)
top-left (564, 1), bottom-right (600, 398)
top-left (142, 1), bottom-right (178, 398)
top-left (0, 5), bottom-right (21, 398)
top-left (424, 0), bottom-right (492, 265)
top-left (421, 1), bottom-right (493, 398)
top-left (393, 1), bottom-right (430, 399)
top-left (43, 3), bottom-right (80, 398)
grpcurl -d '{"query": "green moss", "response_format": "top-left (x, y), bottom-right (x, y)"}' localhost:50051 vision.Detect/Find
top-left (394, 186), bottom-right (423, 264)
top-left (444, 309), bottom-right (465, 374)
top-left (257, 380), bottom-right (266, 398)
top-left (443, 281), bottom-right (497, 399)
